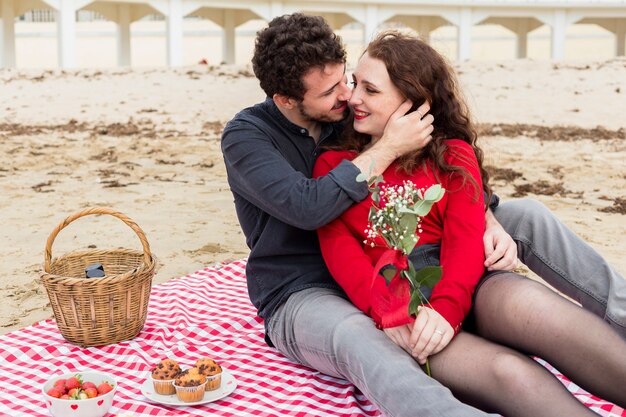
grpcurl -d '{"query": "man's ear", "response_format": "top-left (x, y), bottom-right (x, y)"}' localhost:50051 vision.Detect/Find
top-left (273, 94), bottom-right (298, 110)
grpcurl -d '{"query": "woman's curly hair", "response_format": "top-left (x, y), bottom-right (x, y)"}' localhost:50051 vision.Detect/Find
top-left (341, 31), bottom-right (491, 204)
top-left (252, 13), bottom-right (346, 101)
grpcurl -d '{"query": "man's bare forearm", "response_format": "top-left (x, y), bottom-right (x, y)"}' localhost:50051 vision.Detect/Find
top-left (352, 144), bottom-right (399, 177)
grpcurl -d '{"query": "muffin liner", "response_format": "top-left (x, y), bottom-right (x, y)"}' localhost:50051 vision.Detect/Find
top-left (149, 375), bottom-right (176, 395)
top-left (204, 372), bottom-right (222, 391)
top-left (173, 381), bottom-right (207, 402)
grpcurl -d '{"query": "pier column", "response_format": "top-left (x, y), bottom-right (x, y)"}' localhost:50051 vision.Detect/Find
top-left (515, 18), bottom-right (529, 58)
top-left (57, 0), bottom-right (77, 68)
top-left (117, 3), bottom-right (131, 66)
top-left (364, 4), bottom-right (379, 44)
top-left (457, 7), bottom-right (472, 61)
top-left (167, 0), bottom-right (183, 66)
top-left (0, 0), bottom-right (16, 67)
top-left (269, 1), bottom-right (283, 18)
top-left (222, 9), bottom-right (235, 64)
top-left (551, 10), bottom-right (567, 60)
top-left (616, 19), bottom-right (625, 56)
top-left (416, 16), bottom-right (431, 44)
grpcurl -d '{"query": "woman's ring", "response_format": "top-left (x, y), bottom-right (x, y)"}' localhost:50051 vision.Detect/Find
top-left (435, 330), bottom-right (444, 336)
top-left (416, 110), bottom-right (424, 119)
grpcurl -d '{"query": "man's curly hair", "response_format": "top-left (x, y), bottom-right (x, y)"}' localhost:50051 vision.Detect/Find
top-left (252, 13), bottom-right (346, 101)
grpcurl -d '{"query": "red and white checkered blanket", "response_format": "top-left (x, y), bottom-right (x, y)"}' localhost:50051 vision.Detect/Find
top-left (0, 259), bottom-right (623, 416)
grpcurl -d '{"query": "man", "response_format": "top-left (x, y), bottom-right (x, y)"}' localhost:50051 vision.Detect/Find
top-left (222, 13), bottom-right (625, 416)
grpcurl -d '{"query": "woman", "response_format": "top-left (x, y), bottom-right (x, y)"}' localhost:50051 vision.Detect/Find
top-left (313, 31), bottom-right (626, 417)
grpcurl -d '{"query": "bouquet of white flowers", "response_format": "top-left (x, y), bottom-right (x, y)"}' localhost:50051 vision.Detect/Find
top-left (357, 170), bottom-right (445, 374)
top-left (357, 170), bottom-right (446, 314)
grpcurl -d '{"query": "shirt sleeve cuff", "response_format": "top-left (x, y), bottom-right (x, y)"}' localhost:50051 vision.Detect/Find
top-left (327, 159), bottom-right (369, 202)
top-left (428, 300), bottom-right (464, 335)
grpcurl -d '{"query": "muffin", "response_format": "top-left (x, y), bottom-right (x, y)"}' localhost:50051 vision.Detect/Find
top-left (173, 368), bottom-right (206, 402)
top-left (195, 358), bottom-right (223, 391)
top-left (150, 358), bottom-right (181, 395)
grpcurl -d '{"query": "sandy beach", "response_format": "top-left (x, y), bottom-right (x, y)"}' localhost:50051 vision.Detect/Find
top-left (1, 57), bottom-right (625, 335)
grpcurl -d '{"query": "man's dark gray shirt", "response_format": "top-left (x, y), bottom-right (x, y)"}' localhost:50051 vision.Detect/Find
top-left (221, 98), bottom-right (369, 336)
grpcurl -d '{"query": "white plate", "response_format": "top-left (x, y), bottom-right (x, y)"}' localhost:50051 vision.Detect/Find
top-left (141, 369), bottom-right (237, 406)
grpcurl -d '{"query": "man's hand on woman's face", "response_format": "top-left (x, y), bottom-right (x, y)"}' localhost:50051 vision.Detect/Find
top-left (380, 101), bottom-right (434, 158)
top-left (353, 101), bottom-right (434, 177)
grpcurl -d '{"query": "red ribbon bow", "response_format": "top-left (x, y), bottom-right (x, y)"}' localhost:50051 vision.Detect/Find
top-left (370, 249), bottom-right (413, 328)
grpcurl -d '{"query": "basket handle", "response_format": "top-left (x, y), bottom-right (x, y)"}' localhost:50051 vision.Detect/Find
top-left (44, 207), bottom-right (153, 273)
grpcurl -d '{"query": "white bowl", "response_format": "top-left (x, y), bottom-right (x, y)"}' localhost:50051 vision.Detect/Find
top-left (41, 371), bottom-right (117, 417)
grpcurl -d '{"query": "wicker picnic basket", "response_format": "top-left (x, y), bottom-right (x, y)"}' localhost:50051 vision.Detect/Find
top-left (41, 207), bottom-right (157, 347)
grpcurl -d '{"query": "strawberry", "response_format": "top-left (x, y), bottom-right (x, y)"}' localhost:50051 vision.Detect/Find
top-left (53, 379), bottom-right (67, 395)
top-left (48, 375), bottom-right (110, 400)
top-left (81, 381), bottom-right (96, 390)
top-left (46, 388), bottom-right (62, 398)
top-left (97, 382), bottom-right (113, 395)
top-left (85, 387), bottom-right (98, 398)
top-left (65, 376), bottom-right (81, 390)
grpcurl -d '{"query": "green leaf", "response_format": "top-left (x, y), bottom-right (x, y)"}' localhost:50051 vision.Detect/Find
top-left (408, 289), bottom-right (425, 316)
top-left (356, 172), bottom-right (368, 183)
top-left (372, 192), bottom-right (380, 205)
top-left (368, 173), bottom-right (383, 186)
top-left (413, 200), bottom-right (435, 217)
top-left (381, 266), bottom-right (397, 285)
top-left (368, 206), bottom-right (377, 221)
top-left (400, 234), bottom-right (417, 255)
top-left (424, 184), bottom-right (445, 202)
top-left (414, 266), bottom-right (443, 288)
top-left (399, 213), bottom-right (417, 233)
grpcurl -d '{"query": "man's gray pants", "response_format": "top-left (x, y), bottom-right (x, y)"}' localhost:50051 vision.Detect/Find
top-left (268, 287), bottom-right (492, 417)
